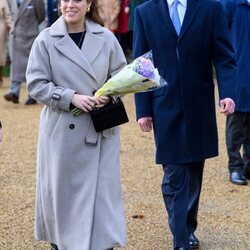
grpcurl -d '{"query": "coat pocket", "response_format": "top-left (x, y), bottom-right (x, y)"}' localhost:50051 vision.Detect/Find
top-left (45, 109), bottom-right (62, 137)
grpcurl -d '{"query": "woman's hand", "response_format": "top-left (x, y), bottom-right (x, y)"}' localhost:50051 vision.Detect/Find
top-left (95, 96), bottom-right (110, 108)
top-left (71, 94), bottom-right (101, 113)
top-left (6, 25), bottom-right (11, 33)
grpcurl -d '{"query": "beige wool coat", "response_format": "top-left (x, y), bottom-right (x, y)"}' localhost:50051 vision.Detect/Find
top-left (9, 0), bottom-right (45, 82)
top-left (98, 0), bottom-right (120, 30)
top-left (26, 17), bottom-right (127, 250)
top-left (0, 0), bottom-right (11, 66)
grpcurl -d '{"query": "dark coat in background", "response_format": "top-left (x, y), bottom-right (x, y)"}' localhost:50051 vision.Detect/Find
top-left (220, 0), bottom-right (250, 112)
top-left (47, 0), bottom-right (59, 27)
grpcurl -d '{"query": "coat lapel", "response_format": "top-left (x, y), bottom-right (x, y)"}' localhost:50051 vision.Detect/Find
top-left (15, 0), bottom-right (32, 23)
top-left (152, 0), bottom-right (178, 37)
top-left (152, 0), bottom-right (200, 40)
top-left (52, 17), bottom-right (105, 82)
top-left (9, 0), bottom-right (18, 22)
top-left (81, 31), bottom-right (105, 70)
top-left (55, 35), bottom-right (98, 82)
top-left (179, 0), bottom-right (200, 40)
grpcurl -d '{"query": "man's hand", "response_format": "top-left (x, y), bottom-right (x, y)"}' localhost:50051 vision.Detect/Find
top-left (220, 98), bottom-right (235, 115)
top-left (138, 117), bottom-right (153, 132)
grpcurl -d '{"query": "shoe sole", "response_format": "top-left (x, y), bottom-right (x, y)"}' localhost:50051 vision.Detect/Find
top-left (190, 245), bottom-right (199, 249)
top-left (4, 96), bottom-right (12, 102)
top-left (230, 180), bottom-right (248, 185)
top-left (4, 94), bottom-right (19, 103)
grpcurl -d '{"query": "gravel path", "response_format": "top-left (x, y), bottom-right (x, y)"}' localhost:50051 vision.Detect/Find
top-left (0, 78), bottom-right (249, 250)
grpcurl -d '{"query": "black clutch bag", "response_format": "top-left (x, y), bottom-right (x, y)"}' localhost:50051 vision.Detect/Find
top-left (90, 97), bottom-right (129, 132)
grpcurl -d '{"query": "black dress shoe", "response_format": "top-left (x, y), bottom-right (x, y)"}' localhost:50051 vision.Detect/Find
top-left (25, 98), bottom-right (37, 105)
top-left (189, 233), bottom-right (199, 249)
top-left (4, 93), bottom-right (19, 103)
top-left (245, 172), bottom-right (250, 180)
top-left (51, 243), bottom-right (59, 250)
top-left (230, 172), bottom-right (248, 185)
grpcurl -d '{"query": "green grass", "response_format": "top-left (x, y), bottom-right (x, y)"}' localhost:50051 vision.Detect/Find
top-left (2, 65), bottom-right (10, 77)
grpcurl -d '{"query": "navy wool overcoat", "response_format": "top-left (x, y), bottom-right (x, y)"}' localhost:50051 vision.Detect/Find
top-left (133, 0), bottom-right (236, 164)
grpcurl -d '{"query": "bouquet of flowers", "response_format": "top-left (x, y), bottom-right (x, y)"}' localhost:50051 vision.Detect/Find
top-left (72, 51), bottom-right (167, 116)
top-left (94, 51), bottom-right (167, 97)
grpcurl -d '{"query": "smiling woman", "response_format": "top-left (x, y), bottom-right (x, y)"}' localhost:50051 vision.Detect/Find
top-left (60, 0), bottom-right (91, 31)
top-left (59, 0), bottom-right (104, 32)
top-left (25, 0), bottom-right (127, 249)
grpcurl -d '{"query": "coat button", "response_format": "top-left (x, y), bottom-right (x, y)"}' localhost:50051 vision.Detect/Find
top-left (69, 124), bottom-right (75, 129)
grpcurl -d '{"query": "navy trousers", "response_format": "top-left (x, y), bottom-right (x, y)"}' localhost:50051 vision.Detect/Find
top-left (162, 161), bottom-right (204, 250)
top-left (226, 112), bottom-right (250, 175)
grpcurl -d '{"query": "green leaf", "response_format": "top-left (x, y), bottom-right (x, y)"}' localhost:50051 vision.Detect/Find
top-left (72, 108), bottom-right (83, 116)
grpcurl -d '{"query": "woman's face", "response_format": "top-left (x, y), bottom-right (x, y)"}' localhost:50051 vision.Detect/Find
top-left (60, 0), bottom-right (91, 28)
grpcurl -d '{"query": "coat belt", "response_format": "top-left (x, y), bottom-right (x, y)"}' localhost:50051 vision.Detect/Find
top-left (85, 116), bottom-right (112, 145)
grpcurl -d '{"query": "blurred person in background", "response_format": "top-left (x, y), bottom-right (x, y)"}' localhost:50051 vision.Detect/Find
top-left (98, 0), bottom-right (120, 31)
top-left (115, 0), bottom-right (149, 60)
top-left (0, 0), bottom-right (11, 87)
top-left (47, 0), bottom-right (59, 26)
top-left (3, 0), bottom-right (45, 105)
top-left (26, 0), bottom-right (127, 249)
top-left (221, 0), bottom-right (250, 185)
top-left (115, 0), bottom-right (131, 56)
top-left (128, 0), bottom-right (148, 32)
top-left (0, 120), bottom-right (3, 142)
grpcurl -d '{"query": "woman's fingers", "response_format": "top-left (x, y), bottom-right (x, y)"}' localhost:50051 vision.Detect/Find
top-left (71, 94), bottom-right (111, 113)
top-left (96, 96), bottom-right (110, 104)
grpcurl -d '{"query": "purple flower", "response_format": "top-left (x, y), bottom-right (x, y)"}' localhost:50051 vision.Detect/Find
top-left (133, 58), bottom-right (155, 79)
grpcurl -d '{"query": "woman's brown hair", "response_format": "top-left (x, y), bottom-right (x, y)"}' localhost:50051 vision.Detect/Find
top-left (86, 0), bottom-right (104, 26)
top-left (58, 0), bottom-right (104, 26)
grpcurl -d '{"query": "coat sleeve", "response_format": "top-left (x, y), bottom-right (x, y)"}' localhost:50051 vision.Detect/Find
top-left (219, 0), bottom-right (234, 29)
top-left (133, 6), bottom-right (153, 120)
top-left (4, 0), bottom-right (12, 30)
top-left (26, 33), bottom-right (76, 111)
top-left (212, 1), bottom-right (236, 101)
top-left (108, 35), bottom-right (127, 79)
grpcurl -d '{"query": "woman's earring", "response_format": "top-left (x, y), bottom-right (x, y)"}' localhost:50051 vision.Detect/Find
top-left (87, 6), bottom-right (90, 12)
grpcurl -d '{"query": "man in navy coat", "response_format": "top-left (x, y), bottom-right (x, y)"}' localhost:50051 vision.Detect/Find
top-left (133, 0), bottom-right (236, 249)
top-left (220, 0), bottom-right (250, 186)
